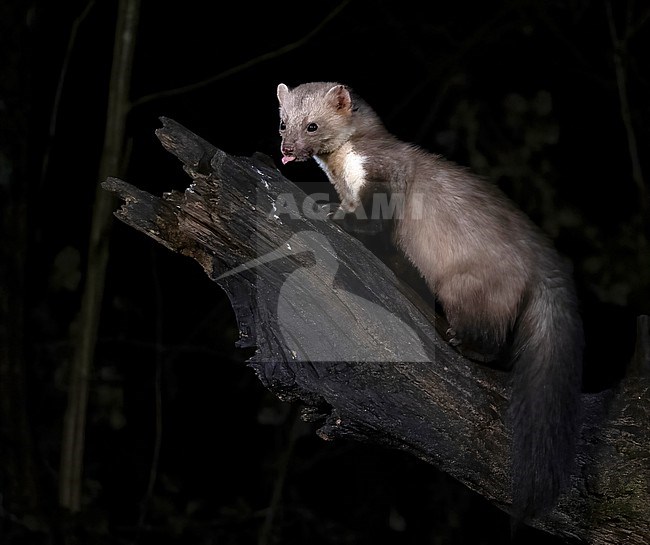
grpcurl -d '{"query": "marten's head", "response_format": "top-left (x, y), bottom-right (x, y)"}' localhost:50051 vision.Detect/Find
top-left (276, 82), bottom-right (359, 164)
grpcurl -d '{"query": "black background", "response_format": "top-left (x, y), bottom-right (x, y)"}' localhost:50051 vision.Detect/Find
top-left (1, 0), bottom-right (649, 543)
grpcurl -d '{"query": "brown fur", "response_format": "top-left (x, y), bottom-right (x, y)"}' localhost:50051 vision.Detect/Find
top-left (277, 82), bottom-right (583, 520)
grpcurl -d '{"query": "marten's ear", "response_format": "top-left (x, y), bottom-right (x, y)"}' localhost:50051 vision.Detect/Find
top-left (277, 83), bottom-right (289, 105)
top-left (325, 84), bottom-right (352, 113)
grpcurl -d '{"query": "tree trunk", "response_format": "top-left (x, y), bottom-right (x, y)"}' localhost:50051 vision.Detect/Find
top-left (59, 0), bottom-right (140, 512)
top-left (103, 117), bottom-right (649, 544)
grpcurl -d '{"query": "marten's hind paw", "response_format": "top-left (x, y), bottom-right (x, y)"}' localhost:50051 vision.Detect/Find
top-left (446, 328), bottom-right (462, 347)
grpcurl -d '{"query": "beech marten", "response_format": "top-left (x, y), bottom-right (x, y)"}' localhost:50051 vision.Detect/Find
top-left (277, 81), bottom-right (583, 521)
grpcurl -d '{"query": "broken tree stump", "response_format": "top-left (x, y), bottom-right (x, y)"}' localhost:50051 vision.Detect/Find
top-left (102, 117), bottom-right (649, 544)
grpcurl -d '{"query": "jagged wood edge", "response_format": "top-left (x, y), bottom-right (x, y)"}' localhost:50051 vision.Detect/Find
top-left (102, 117), bottom-right (649, 544)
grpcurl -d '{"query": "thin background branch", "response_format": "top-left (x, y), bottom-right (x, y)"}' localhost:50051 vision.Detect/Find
top-left (59, 0), bottom-right (141, 513)
top-left (39, 0), bottom-right (96, 188)
top-left (129, 0), bottom-right (351, 110)
top-left (605, 0), bottom-right (647, 215)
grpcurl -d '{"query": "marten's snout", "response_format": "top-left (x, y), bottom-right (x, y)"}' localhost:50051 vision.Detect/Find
top-left (281, 144), bottom-right (296, 164)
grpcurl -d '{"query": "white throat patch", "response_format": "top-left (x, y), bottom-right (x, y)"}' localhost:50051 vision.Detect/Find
top-left (314, 143), bottom-right (367, 203)
top-left (341, 149), bottom-right (367, 196)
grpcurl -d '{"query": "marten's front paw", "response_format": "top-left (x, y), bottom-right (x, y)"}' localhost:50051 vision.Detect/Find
top-left (315, 202), bottom-right (357, 221)
top-left (315, 202), bottom-right (338, 219)
top-left (329, 201), bottom-right (359, 220)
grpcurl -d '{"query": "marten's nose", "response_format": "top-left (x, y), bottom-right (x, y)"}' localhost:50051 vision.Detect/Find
top-left (281, 145), bottom-right (294, 155)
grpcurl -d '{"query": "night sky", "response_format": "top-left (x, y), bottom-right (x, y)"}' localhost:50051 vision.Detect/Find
top-left (1, 0), bottom-right (649, 544)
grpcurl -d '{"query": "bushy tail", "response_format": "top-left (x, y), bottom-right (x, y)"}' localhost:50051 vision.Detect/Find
top-left (510, 271), bottom-right (583, 521)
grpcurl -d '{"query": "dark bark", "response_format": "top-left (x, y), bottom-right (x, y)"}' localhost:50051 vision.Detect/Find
top-left (103, 117), bottom-right (649, 544)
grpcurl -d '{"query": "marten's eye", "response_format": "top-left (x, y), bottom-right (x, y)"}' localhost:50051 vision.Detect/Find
top-left (306, 122), bottom-right (318, 133)
top-left (279, 121), bottom-right (286, 131)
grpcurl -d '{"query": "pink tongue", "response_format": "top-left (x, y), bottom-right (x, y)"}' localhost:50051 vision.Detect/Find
top-left (281, 155), bottom-right (295, 165)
